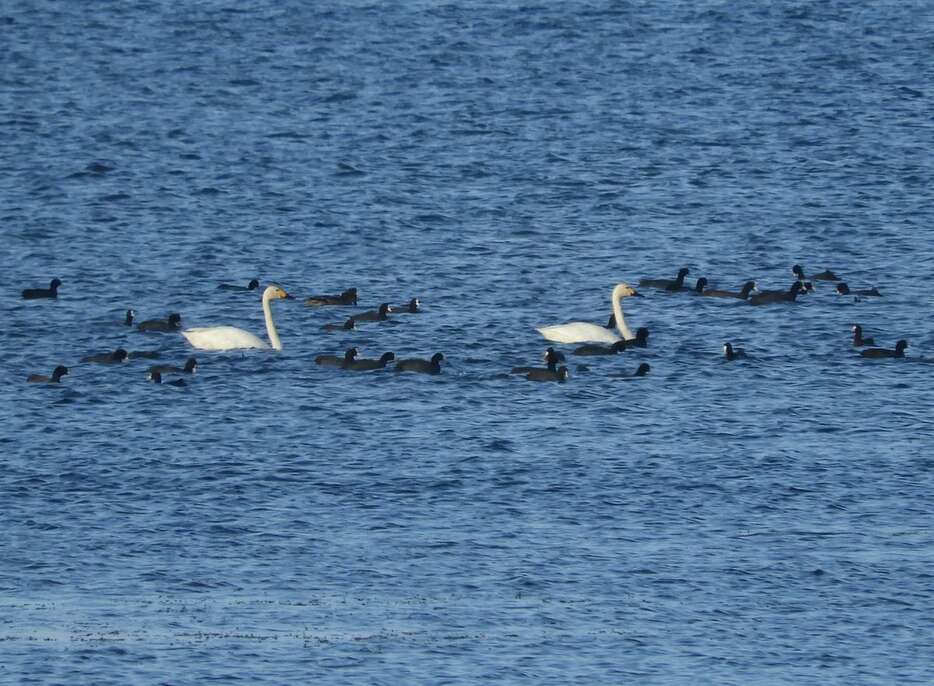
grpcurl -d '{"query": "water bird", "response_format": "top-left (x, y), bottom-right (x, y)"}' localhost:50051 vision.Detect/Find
top-left (124, 309), bottom-right (135, 326)
top-left (836, 283), bottom-right (881, 297)
top-left (218, 279), bottom-right (260, 291)
top-left (182, 284), bottom-right (292, 351)
top-left (150, 357), bottom-right (198, 375)
top-left (22, 278), bottom-right (61, 299)
top-left (315, 348), bottom-right (358, 368)
top-left (792, 265), bottom-right (841, 281)
top-left (148, 370), bottom-right (187, 387)
top-left (27, 365), bottom-right (69, 383)
top-left (851, 325), bottom-right (875, 347)
top-left (703, 281), bottom-right (757, 300)
top-left (639, 267), bottom-right (690, 291)
top-left (611, 363), bottom-right (651, 378)
top-left (354, 303), bottom-right (392, 321)
top-left (511, 347), bottom-right (565, 374)
top-left (395, 298), bottom-right (421, 313)
top-left (537, 283), bottom-right (641, 344)
top-left (322, 316), bottom-right (356, 332)
top-left (526, 365), bottom-right (569, 382)
top-left (723, 342), bottom-right (748, 361)
top-left (82, 348), bottom-right (129, 364)
top-left (573, 340), bottom-right (627, 356)
top-left (860, 340), bottom-right (909, 358)
top-left (305, 288), bottom-right (358, 306)
top-left (138, 313), bottom-right (182, 332)
top-left (396, 352), bottom-right (444, 374)
top-left (748, 282), bottom-right (803, 305)
top-left (348, 352), bottom-right (396, 371)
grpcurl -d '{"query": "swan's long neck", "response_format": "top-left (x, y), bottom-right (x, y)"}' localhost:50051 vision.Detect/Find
top-left (262, 291), bottom-right (282, 350)
top-left (612, 288), bottom-right (635, 341)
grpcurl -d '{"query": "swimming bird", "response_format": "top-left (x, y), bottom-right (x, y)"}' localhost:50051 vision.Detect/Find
top-left (348, 352), bottom-right (396, 371)
top-left (148, 370), bottom-right (187, 387)
top-left (627, 327), bottom-right (650, 348)
top-left (537, 283), bottom-right (641, 344)
top-left (305, 288), bottom-right (358, 306)
top-left (860, 340), bottom-right (909, 358)
top-left (182, 285), bottom-right (292, 351)
top-left (22, 278), bottom-right (61, 299)
top-left (396, 352), bottom-right (444, 374)
top-left (611, 363), bottom-right (651, 378)
top-left (511, 348), bottom-right (566, 374)
top-left (217, 279), bottom-right (260, 291)
top-left (354, 303), bottom-right (392, 321)
top-left (723, 342), bottom-right (748, 361)
top-left (526, 365), bottom-right (569, 382)
top-left (322, 317), bottom-right (356, 332)
top-left (639, 267), bottom-right (690, 291)
top-left (573, 340), bottom-right (627, 356)
top-left (395, 298), bottom-right (421, 313)
top-left (124, 309), bottom-right (135, 326)
top-left (150, 357), bottom-right (198, 375)
top-left (27, 365), bottom-right (69, 383)
top-left (851, 325), bottom-right (875, 347)
top-left (315, 348), bottom-right (358, 368)
top-left (703, 280), bottom-right (757, 300)
top-left (748, 281), bottom-right (803, 305)
top-left (792, 265), bottom-right (841, 282)
top-left (81, 348), bottom-right (129, 364)
top-left (836, 283), bottom-right (881, 297)
top-left (138, 313), bottom-right (182, 332)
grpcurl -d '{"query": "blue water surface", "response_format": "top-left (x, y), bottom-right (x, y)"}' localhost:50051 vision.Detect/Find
top-left (2, 1), bottom-right (933, 684)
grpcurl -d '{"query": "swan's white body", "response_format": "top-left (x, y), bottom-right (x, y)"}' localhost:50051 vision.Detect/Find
top-left (182, 285), bottom-right (289, 351)
top-left (537, 283), bottom-right (638, 344)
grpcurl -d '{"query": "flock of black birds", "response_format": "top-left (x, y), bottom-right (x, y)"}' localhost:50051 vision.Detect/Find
top-left (21, 278), bottom-right (439, 387)
top-left (20, 262), bottom-right (905, 388)
top-left (630, 263), bottom-right (905, 364)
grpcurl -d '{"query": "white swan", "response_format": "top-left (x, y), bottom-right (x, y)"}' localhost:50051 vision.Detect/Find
top-left (536, 283), bottom-right (640, 344)
top-left (182, 285), bottom-right (291, 351)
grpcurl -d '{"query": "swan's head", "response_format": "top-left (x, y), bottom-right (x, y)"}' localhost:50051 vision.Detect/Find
top-left (114, 348), bottom-right (129, 362)
top-left (792, 264), bottom-right (805, 279)
top-left (50, 278), bottom-right (62, 289)
top-left (741, 281), bottom-right (757, 295)
top-left (694, 277), bottom-right (708, 292)
top-left (148, 370), bottom-right (162, 383)
top-left (431, 352), bottom-right (445, 364)
top-left (723, 343), bottom-right (733, 355)
top-left (612, 283), bottom-right (641, 298)
top-left (168, 313), bottom-right (182, 326)
top-left (380, 352), bottom-right (396, 364)
top-left (52, 366), bottom-right (69, 381)
top-left (378, 303), bottom-right (392, 315)
top-left (636, 327), bottom-right (650, 341)
top-left (677, 267), bottom-right (690, 278)
top-left (264, 285), bottom-right (292, 300)
top-left (851, 324), bottom-right (860, 333)
top-left (635, 363), bottom-right (651, 377)
top-left (125, 309), bottom-right (135, 324)
top-left (184, 357), bottom-right (198, 374)
top-left (408, 298), bottom-right (420, 312)
top-left (343, 317), bottom-right (356, 330)
top-left (836, 283), bottom-right (850, 295)
top-left (248, 279), bottom-right (260, 290)
top-left (895, 340), bottom-right (909, 353)
top-left (557, 366), bottom-right (570, 381)
top-left (344, 347), bottom-right (359, 361)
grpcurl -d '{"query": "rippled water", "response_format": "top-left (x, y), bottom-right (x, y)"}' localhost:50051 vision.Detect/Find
top-left (3, 1), bottom-right (933, 683)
